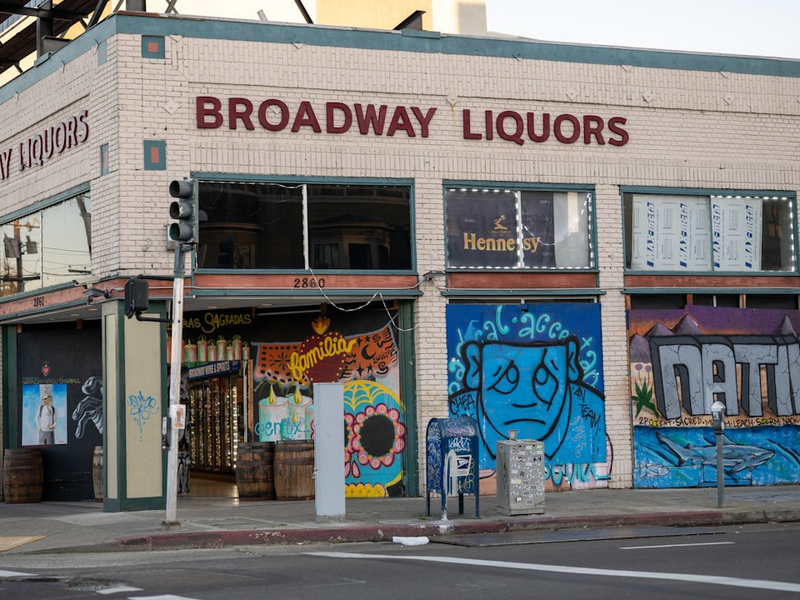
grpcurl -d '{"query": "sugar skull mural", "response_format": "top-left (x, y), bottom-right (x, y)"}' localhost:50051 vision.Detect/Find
top-left (447, 304), bottom-right (609, 490)
top-left (630, 306), bottom-right (800, 488)
top-left (252, 313), bottom-right (406, 497)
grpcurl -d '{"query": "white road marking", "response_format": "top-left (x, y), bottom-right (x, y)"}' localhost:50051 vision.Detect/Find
top-left (307, 551), bottom-right (800, 594)
top-left (620, 541), bottom-right (735, 550)
top-left (96, 585), bottom-right (144, 594)
top-left (127, 596), bottom-right (200, 600)
top-left (0, 569), bottom-right (34, 577)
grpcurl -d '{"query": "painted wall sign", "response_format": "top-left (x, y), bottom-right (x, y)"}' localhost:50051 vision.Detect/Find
top-left (196, 97), bottom-right (629, 147)
top-left (0, 110), bottom-right (90, 182)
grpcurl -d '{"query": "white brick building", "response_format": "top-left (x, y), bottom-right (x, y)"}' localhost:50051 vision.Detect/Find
top-left (1, 11), bottom-right (799, 509)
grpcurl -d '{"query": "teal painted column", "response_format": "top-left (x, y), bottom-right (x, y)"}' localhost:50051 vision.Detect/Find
top-left (102, 299), bottom-right (168, 511)
top-left (398, 300), bottom-right (418, 496)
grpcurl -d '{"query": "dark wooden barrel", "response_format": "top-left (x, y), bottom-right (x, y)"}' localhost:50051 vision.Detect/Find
top-left (92, 446), bottom-right (103, 502)
top-left (274, 440), bottom-right (315, 501)
top-left (3, 448), bottom-right (43, 504)
top-left (236, 442), bottom-right (275, 500)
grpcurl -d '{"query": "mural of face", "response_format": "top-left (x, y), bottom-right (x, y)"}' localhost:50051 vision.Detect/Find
top-left (464, 338), bottom-right (580, 460)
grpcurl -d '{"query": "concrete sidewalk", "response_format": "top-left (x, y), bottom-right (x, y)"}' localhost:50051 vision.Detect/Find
top-left (2, 483), bottom-right (800, 555)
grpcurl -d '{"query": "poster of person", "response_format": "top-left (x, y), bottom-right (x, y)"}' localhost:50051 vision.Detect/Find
top-left (22, 383), bottom-right (68, 446)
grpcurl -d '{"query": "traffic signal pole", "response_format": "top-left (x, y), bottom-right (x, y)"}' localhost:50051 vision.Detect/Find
top-left (164, 241), bottom-right (187, 527)
top-left (163, 178), bottom-right (197, 527)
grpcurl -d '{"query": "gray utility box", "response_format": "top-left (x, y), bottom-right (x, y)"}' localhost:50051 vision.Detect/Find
top-left (496, 439), bottom-right (545, 516)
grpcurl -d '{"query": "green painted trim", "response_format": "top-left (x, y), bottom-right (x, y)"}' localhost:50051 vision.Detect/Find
top-left (111, 14), bottom-right (800, 78)
top-left (0, 183), bottom-right (91, 227)
top-left (97, 40), bottom-right (108, 66)
top-left (624, 270), bottom-right (800, 277)
top-left (620, 186), bottom-right (796, 198)
top-left (112, 301), bottom-right (127, 503)
top-left (1, 325), bottom-right (19, 449)
top-left (141, 35), bottom-right (165, 59)
top-left (620, 188), bottom-right (800, 276)
top-left (106, 496), bottom-right (166, 512)
top-left (625, 288), bottom-right (800, 295)
top-left (4, 13), bottom-right (800, 106)
top-left (443, 289), bottom-right (605, 297)
top-left (443, 183), bottom-right (599, 271)
top-left (143, 140), bottom-right (167, 170)
top-left (397, 300), bottom-right (418, 497)
top-left (195, 173), bottom-right (414, 186)
top-left (444, 181), bottom-right (596, 193)
top-left (192, 175), bottom-right (418, 272)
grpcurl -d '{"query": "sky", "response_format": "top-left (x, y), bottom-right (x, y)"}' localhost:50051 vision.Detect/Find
top-left (107, 1), bottom-right (800, 61)
top-left (486, 0), bottom-right (800, 60)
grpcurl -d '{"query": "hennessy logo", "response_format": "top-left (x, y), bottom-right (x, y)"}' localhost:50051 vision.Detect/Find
top-left (461, 232), bottom-right (541, 254)
top-left (493, 215), bottom-right (509, 232)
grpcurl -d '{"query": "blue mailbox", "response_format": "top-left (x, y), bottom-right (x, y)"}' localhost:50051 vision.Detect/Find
top-left (425, 417), bottom-right (480, 519)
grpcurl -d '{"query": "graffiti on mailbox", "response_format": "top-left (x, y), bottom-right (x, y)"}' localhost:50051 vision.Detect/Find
top-left (630, 305), bottom-right (800, 488)
top-left (446, 304), bottom-right (609, 490)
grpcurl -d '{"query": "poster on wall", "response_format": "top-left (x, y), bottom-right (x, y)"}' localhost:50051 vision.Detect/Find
top-left (711, 197), bottom-right (762, 271)
top-left (446, 303), bottom-right (610, 491)
top-left (22, 383), bottom-right (67, 445)
top-left (630, 305), bottom-right (800, 489)
top-left (16, 323), bottom-right (103, 501)
top-left (630, 194), bottom-right (711, 271)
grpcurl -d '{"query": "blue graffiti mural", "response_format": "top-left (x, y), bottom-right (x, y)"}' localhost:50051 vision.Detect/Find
top-left (446, 304), bottom-right (607, 481)
top-left (630, 306), bottom-right (800, 488)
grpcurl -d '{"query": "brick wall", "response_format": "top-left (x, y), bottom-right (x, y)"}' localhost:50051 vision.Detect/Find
top-left (1, 21), bottom-right (798, 490)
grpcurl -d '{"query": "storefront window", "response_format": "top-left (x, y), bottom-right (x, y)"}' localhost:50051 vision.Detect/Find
top-left (445, 187), bottom-right (594, 270)
top-left (0, 192), bottom-right (91, 297)
top-left (624, 192), bottom-right (796, 272)
top-left (197, 181), bottom-right (412, 270)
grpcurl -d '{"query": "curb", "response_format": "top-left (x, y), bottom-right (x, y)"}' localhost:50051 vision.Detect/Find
top-left (22, 508), bottom-right (800, 555)
top-left (109, 508), bottom-right (800, 552)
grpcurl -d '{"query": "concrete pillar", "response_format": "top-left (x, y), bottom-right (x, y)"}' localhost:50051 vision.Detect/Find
top-left (102, 300), bottom-right (167, 511)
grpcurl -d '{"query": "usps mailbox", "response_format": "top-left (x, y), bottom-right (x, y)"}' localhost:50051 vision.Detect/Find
top-left (425, 417), bottom-right (480, 520)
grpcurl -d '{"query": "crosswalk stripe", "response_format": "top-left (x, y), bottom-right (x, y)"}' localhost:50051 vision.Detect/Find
top-left (96, 585), bottom-right (143, 594)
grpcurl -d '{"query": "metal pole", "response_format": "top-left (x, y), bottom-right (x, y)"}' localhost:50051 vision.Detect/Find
top-left (715, 431), bottom-right (724, 508)
top-left (164, 244), bottom-right (186, 527)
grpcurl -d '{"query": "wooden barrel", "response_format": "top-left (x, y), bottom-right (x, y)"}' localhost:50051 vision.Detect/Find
top-left (274, 440), bottom-right (315, 501)
top-left (92, 446), bottom-right (103, 502)
top-left (236, 442), bottom-right (275, 500)
top-left (3, 448), bottom-right (44, 504)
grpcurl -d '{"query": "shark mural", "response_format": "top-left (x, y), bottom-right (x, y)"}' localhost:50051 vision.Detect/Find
top-left (630, 305), bottom-right (800, 488)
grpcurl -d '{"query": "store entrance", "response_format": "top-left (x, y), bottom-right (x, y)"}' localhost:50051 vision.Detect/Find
top-left (184, 361), bottom-right (249, 487)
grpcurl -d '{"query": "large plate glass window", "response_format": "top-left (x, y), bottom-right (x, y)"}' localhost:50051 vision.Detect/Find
top-left (0, 191), bottom-right (92, 298)
top-left (624, 192), bottom-right (796, 272)
top-left (198, 181), bottom-right (412, 270)
top-left (445, 187), bottom-right (594, 269)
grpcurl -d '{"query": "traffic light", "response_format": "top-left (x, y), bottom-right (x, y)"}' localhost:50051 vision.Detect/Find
top-left (168, 178), bottom-right (198, 243)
